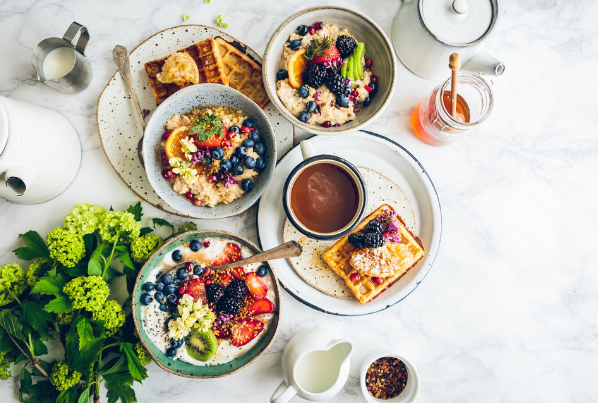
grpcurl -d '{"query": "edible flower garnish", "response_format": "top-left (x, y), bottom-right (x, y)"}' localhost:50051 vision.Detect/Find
top-left (182, 13), bottom-right (190, 22)
top-left (170, 158), bottom-right (197, 183)
top-left (323, 56), bottom-right (345, 73)
top-left (222, 171), bottom-right (239, 189)
top-left (216, 15), bottom-right (228, 28)
top-left (375, 209), bottom-right (402, 243)
top-left (180, 136), bottom-right (198, 159)
top-left (142, 108), bottom-right (150, 118)
top-left (190, 148), bottom-right (211, 164)
top-left (168, 294), bottom-right (215, 340)
top-left (190, 113), bottom-right (224, 142)
top-left (314, 91), bottom-right (322, 101)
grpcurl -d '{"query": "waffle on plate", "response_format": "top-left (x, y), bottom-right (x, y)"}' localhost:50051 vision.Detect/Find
top-left (322, 205), bottom-right (425, 305)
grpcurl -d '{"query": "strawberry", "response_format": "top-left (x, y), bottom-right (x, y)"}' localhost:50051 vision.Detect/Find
top-left (230, 266), bottom-right (245, 281)
top-left (212, 242), bottom-right (243, 266)
top-left (304, 37), bottom-right (340, 66)
top-left (212, 326), bottom-right (230, 339)
top-left (231, 318), bottom-right (265, 347)
top-left (248, 298), bottom-right (275, 316)
top-left (245, 272), bottom-right (267, 299)
top-left (185, 278), bottom-right (206, 303)
top-left (194, 126), bottom-right (226, 149)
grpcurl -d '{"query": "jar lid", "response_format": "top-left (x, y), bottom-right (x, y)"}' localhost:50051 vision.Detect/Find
top-left (421, 0), bottom-right (496, 46)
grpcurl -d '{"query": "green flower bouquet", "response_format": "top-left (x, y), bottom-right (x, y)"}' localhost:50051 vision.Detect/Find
top-left (0, 202), bottom-right (196, 403)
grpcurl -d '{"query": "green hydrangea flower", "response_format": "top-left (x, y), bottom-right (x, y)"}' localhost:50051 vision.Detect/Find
top-left (57, 310), bottom-right (75, 325)
top-left (26, 257), bottom-right (52, 287)
top-left (130, 234), bottom-right (163, 263)
top-left (99, 211), bottom-right (141, 245)
top-left (50, 362), bottom-right (81, 391)
top-left (0, 351), bottom-right (11, 380)
top-left (46, 227), bottom-right (85, 268)
top-left (0, 263), bottom-right (27, 307)
top-left (92, 300), bottom-right (125, 336)
top-left (135, 342), bottom-right (152, 366)
top-left (64, 203), bottom-right (106, 235)
top-left (63, 276), bottom-right (109, 313)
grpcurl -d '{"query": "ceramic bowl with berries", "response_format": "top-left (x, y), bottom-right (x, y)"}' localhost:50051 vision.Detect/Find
top-left (263, 6), bottom-right (397, 135)
top-left (143, 84), bottom-right (277, 219)
top-left (132, 230), bottom-right (281, 378)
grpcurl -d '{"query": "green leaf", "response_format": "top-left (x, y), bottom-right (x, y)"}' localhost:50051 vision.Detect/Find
top-left (121, 343), bottom-right (147, 382)
top-left (26, 380), bottom-right (60, 403)
top-left (99, 354), bottom-right (127, 376)
top-left (88, 244), bottom-right (106, 276)
top-left (32, 272), bottom-right (68, 296)
top-left (104, 373), bottom-right (136, 403)
top-left (57, 388), bottom-right (77, 403)
top-left (12, 231), bottom-right (50, 261)
top-left (103, 267), bottom-right (123, 285)
top-left (189, 113), bottom-right (223, 141)
top-left (139, 227), bottom-right (153, 236)
top-left (62, 263), bottom-right (87, 277)
top-left (77, 388), bottom-right (90, 403)
top-left (20, 366), bottom-right (33, 394)
top-left (31, 359), bottom-right (52, 378)
top-left (152, 218), bottom-right (174, 231)
top-left (116, 250), bottom-right (135, 271)
top-left (83, 233), bottom-right (95, 254)
top-left (33, 337), bottom-right (48, 356)
top-left (122, 267), bottom-right (138, 296)
top-left (76, 317), bottom-right (94, 351)
top-left (0, 309), bottom-right (24, 340)
top-left (126, 202), bottom-right (143, 221)
top-left (21, 301), bottom-right (53, 340)
top-left (69, 337), bottom-right (105, 374)
top-left (43, 296), bottom-right (73, 314)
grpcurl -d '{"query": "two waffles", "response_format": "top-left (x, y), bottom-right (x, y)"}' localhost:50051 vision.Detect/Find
top-left (145, 37), bottom-right (269, 109)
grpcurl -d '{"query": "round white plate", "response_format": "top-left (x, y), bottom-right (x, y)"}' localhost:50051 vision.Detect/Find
top-left (97, 25), bottom-right (294, 216)
top-left (257, 131), bottom-right (442, 316)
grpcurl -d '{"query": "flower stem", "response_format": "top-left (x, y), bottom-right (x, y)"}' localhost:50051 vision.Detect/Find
top-left (6, 333), bottom-right (49, 380)
top-left (7, 289), bottom-right (21, 305)
top-left (102, 236), bottom-right (119, 277)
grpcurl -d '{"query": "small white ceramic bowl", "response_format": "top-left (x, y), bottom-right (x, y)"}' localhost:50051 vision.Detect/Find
top-left (263, 6), bottom-right (397, 135)
top-left (360, 351), bottom-right (420, 403)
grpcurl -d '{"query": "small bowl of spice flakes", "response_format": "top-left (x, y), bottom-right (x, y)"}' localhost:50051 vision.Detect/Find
top-left (360, 352), bottom-right (420, 403)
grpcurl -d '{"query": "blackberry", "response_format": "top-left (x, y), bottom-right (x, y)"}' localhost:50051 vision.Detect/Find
top-left (326, 74), bottom-right (346, 96)
top-left (336, 35), bottom-right (357, 59)
top-left (216, 296), bottom-right (242, 315)
top-left (306, 64), bottom-right (327, 88)
top-left (226, 280), bottom-right (247, 300)
top-left (364, 233), bottom-right (386, 249)
top-left (348, 233), bottom-right (367, 249)
top-left (206, 283), bottom-right (225, 304)
top-left (364, 220), bottom-right (384, 234)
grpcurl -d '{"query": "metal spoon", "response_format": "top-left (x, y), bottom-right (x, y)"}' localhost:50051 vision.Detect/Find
top-left (112, 45), bottom-right (146, 166)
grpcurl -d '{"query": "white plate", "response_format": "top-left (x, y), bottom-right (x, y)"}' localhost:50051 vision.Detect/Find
top-left (257, 131), bottom-right (442, 316)
top-left (97, 25), bottom-right (294, 216)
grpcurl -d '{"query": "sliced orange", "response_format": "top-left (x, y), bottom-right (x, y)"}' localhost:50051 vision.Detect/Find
top-left (288, 48), bottom-right (308, 89)
top-left (164, 125), bottom-right (192, 161)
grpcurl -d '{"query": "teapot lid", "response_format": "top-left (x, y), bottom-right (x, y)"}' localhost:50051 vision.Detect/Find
top-left (421, 0), bottom-right (497, 46)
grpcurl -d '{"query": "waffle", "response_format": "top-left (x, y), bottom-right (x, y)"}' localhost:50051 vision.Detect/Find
top-left (322, 205), bottom-right (425, 305)
top-left (214, 37), bottom-right (269, 109)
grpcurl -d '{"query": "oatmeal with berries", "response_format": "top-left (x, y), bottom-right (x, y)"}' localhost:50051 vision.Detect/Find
top-left (160, 106), bottom-right (268, 207)
top-left (275, 22), bottom-right (378, 127)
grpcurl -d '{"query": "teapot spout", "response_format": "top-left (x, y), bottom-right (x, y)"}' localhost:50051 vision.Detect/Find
top-left (462, 51), bottom-right (505, 76)
top-left (4, 165), bottom-right (36, 196)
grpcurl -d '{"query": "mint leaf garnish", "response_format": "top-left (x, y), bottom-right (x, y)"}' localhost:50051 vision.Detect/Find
top-left (189, 113), bottom-right (224, 142)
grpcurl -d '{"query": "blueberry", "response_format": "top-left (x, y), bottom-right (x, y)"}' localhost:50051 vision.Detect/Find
top-left (229, 125), bottom-right (240, 134)
top-left (243, 156), bottom-right (256, 169)
top-left (142, 282), bottom-right (154, 292)
top-left (167, 294), bottom-right (178, 304)
top-left (173, 278), bottom-right (181, 287)
top-left (276, 69), bottom-right (289, 81)
top-left (211, 147), bottom-right (224, 160)
top-left (289, 39), bottom-right (302, 51)
top-left (235, 146), bottom-right (248, 158)
top-left (154, 291), bottom-right (165, 303)
top-left (161, 274), bottom-right (173, 284)
top-left (297, 86), bottom-right (309, 98)
top-left (177, 267), bottom-right (189, 280)
top-left (159, 303), bottom-right (168, 312)
top-left (343, 86), bottom-right (352, 96)
top-left (230, 155), bottom-right (240, 165)
top-left (297, 25), bottom-right (309, 36)
top-left (362, 97), bottom-right (372, 107)
top-left (242, 179), bottom-right (254, 192)
top-left (156, 271), bottom-right (162, 279)
top-left (250, 132), bottom-right (260, 142)
top-left (232, 164), bottom-right (245, 176)
top-left (189, 239), bottom-right (202, 252)
top-left (256, 157), bottom-right (266, 171)
top-left (203, 156), bottom-right (212, 166)
top-left (172, 250), bottom-right (182, 262)
top-left (193, 265), bottom-right (204, 276)
top-left (154, 282), bottom-right (165, 292)
top-left (140, 293), bottom-right (153, 306)
top-left (166, 347), bottom-right (177, 358)
top-left (369, 82), bottom-right (378, 95)
top-left (336, 94), bottom-right (350, 108)
top-left (171, 338), bottom-right (184, 349)
top-left (241, 139), bottom-right (253, 149)
top-left (256, 265), bottom-right (268, 277)
top-left (242, 119), bottom-right (255, 129)
top-left (305, 101), bottom-right (317, 113)
top-left (220, 159), bottom-right (232, 172)
top-left (298, 111), bottom-right (310, 122)
top-left (165, 284), bottom-right (177, 295)
top-left (253, 142), bottom-right (265, 156)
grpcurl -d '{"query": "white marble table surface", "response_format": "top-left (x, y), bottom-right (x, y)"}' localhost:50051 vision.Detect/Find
top-left (1, 0), bottom-right (597, 402)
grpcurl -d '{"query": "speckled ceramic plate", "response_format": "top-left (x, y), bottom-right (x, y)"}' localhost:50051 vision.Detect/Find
top-left (282, 166), bottom-right (415, 299)
top-left (132, 230), bottom-right (280, 378)
top-left (257, 131), bottom-right (442, 316)
top-left (97, 25), bottom-right (294, 216)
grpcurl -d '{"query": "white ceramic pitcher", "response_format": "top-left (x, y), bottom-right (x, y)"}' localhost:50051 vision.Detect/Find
top-left (271, 329), bottom-right (354, 402)
top-left (0, 96), bottom-right (81, 204)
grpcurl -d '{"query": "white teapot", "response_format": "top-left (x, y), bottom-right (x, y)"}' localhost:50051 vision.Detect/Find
top-left (392, 0), bottom-right (505, 80)
top-left (0, 96), bottom-right (81, 204)
top-left (271, 329), bottom-right (354, 402)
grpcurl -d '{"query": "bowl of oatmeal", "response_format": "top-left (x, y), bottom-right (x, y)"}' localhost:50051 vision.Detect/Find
top-left (263, 7), bottom-right (397, 135)
top-left (143, 84), bottom-right (277, 219)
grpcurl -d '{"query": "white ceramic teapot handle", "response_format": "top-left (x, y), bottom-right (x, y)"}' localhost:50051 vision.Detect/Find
top-left (271, 380), bottom-right (297, 403)
top-left (300, 140), bottom-right (315, 160)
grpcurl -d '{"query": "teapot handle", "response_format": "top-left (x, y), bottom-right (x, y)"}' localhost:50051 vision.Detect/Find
top-left (63, 22), bottom-right (90, 56)
top-left (271, 380), bottom-right (297, 403)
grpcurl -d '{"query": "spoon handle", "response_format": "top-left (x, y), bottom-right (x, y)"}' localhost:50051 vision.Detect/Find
top-left (209, 241), bottom-right (303, 271)
top-left (113, 45), bottom-right (146, 130)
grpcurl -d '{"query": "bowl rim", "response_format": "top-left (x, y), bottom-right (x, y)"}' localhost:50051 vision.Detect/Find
top-left (359, 351), bottom-right (420, 403)
top-left (262, 6), bottom-right (397, 136)
top-left (131, 229), bottom-right (282, 378)
top-left (142, 83), bottom-right (278, 219)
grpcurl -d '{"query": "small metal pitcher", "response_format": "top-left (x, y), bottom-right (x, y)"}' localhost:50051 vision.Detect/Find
top-left (32, 22), bottom-right (93, 94)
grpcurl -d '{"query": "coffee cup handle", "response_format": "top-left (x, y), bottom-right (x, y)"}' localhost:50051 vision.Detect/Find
top-left (300, 140), bottom-right (315, 160)
top-left (271, 380), bottom-right (297, 403)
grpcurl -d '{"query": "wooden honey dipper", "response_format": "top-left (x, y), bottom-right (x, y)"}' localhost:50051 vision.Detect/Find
top-left (449, 53), bottom-right (461, 119)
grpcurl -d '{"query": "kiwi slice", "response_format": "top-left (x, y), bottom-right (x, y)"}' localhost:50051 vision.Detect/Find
top-left (185, 328), bottom-right (218, 362)
top-left (341, 57), bottom-right (350, 78)
top-left (354, 43), bottom-right (365, 79)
